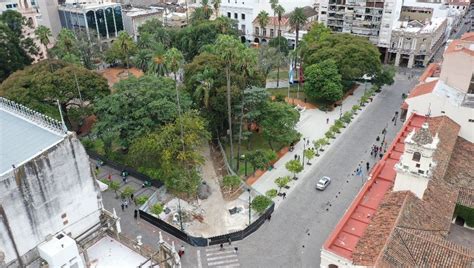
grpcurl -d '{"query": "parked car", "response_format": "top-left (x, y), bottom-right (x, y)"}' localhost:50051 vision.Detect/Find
top-left (316, 176), bottom-right (331, 191)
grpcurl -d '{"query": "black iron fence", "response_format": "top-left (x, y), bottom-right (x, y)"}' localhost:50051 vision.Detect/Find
top-left (139, 203), bottom-right (275, 247)
top-left (87, 150), bottom-right (164, 188)
top-left (87, 150), bottom-right (275, 247)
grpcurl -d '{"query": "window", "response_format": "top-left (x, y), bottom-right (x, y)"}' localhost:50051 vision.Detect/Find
top-left (263, 28), bottom-right (266, 36)
top-left (255, 27), bottom-right (259, 35)
top-left (468, 119), bottom-right (474, 123)
top-left (412, 152), bottom-right (421, 162)
top-left (241, 13), bottom-right (245, 20)
top-left (227, 12), bottom-right (231, 18)
top-left (418, 170), bottom-right (424, 174)
top-left (6, 4), bottom-right (12, 8)
top-left (234, 13), bottom-right (238, 19)
top-left (270, 29), bottom-right (274, 37)
top-left (416, 163), bottom-right (420, 168)
top-left (241, 24), bottom-right (246, 33)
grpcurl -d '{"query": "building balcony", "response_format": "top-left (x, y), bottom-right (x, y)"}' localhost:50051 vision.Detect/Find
top-left (462, 94), bottom-right (474, 108)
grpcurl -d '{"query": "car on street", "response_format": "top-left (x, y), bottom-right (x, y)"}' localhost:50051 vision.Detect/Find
top-left (316, 176), bottom-right (331, 191)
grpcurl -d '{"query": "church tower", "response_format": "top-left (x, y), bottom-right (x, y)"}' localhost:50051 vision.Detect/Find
top-left (393, 122), bottom-right (439, 199)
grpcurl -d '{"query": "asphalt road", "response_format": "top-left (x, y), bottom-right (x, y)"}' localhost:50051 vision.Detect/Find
top-left (231, 73), bottom-right (419, 268)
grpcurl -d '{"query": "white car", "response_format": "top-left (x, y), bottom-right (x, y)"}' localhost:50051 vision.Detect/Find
top-left (316, 176), bottom-right (331, 191)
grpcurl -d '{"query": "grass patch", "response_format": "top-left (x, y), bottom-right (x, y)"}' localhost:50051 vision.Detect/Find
top-left (267, 66), bottom-right (290, 81)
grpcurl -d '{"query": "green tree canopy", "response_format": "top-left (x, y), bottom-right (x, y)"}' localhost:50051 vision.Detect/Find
top-left (127, 111), bottom-right (210, 195)
top-left (0, 10), bottom-right (37, 81)
top-left (268, 36), bottom-right (289, 55)
top-left (285, 159), bottom-right (303, 178)
top-left (246, 149), bottom-right (276, 171)
top-left (251, 195), bottom-right (272, 214)
top-left (93, 75), bottom-right (192, 147)
top-left (51, 29), bottom-right (101, 69)
top-left (260, 101), bottom-right (300, 149)
top-left (0, 60), bottom-right (109, 127)
top-left (304, 34), bottom-right (381, 83)
top-left (304, 59), bottom-right (343, 103)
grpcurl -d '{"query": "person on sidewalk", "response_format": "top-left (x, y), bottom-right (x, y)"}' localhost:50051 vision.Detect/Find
top-left (227, 237), bottom-right (232, 246)
top-left (121, 203), bottom-right (125, 211)
top-left (326, 118), bottom-right (329, 124)
top-left (366, 162), bottom-right (370, 171)
top-left (234, 247), bottom-right (239, 254)
top-left (134, 209), bottom-right (138, 219)
top-left (178, 245), bottom-right (185, 257)
top-left (124, 200), bottom-right (128, 209)
top-left (220, 244), bottom-right (224, 251)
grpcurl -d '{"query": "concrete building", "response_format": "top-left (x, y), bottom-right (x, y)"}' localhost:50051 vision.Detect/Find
top-left (251, 6), bottom-right (317, 47)
top-left (320, 113), bottom-right (474, 267)
top-left (58, 1), bottom-right (124, 43)
top-left (318, 0), bottom-right (385, 44)
top-left (122, 6), bottom-right (163, 41)
top-left (0, 0), bottom-right (19, 13)
top-left (0, 97), bottom-right (102, 267)
top-left (402, 32), bottom-right (474, 142)
top-left (389, 17), bottom-right (446, 68)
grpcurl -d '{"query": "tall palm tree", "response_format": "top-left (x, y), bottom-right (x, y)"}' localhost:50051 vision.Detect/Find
top-left (195, 68), bottom-right (214, 109)
top-left (116, 31), bottom-right (136, 75)
top-left (201, 0), bottom-right (213, 18)
top-left (148, 46), bottom-right (167, 76)
top-left (211, 0), bottom-right (221, 17)
top-left (289, 7), bottom-right (307, 51)
top-left (35, 25), bottom-right (51, 61)
top-left (164, 48), bottom-right (186, 154)
top-left (269, 0), bottom-right (279, 38)
top-left (256, 10), bottom-right (269, 38)
top-left (274, 4), bottom-right (285, 88)
top-left (134, 49), bottom-right (152, 72)
top-left (214, 35), bottom-right (245, 169)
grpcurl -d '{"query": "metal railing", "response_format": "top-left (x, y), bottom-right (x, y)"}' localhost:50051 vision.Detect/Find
top-left (0, 97), bottom-right (66, 135)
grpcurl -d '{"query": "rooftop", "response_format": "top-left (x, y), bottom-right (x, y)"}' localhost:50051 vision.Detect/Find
top-left (406, 80), bottom-right (438, 99)
top-left (87, 236), bottom-right (147, 267)
top-left (323, 113), bottom-right (427, 260)
top-left (418, 63), bottom-right (441, 83)
top-left (0, 98), bottom-right (66, 175)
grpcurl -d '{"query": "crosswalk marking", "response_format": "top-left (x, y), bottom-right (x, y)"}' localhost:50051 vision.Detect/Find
top-left (203, 245), bottom-right (240, 267)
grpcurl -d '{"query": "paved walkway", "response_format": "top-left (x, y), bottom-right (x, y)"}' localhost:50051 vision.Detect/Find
top-left (95, 163), bottom-right (196, 267)
top-left (250, 82), bottom-right (369, 206)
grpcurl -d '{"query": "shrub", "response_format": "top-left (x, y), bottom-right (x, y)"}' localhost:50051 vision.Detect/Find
top-left (285, 160), bottom-right (303, 178)
top-left (352, 105), bottom-right (360, 112)
top-left (274, 94), bottom-right (286, 102)
top-left (223, 175), bottom-right (241, 189)
top-left (251, 195), bottom-right (272, 214)
top-left (100, 178), bottom-right (111, 186)
top-left (109, 181), bottom-right (121, 198)
top-left (265, 189), bottom-right (278, 199)
top-left (325, 130), bottom-right (335, 139)
top-left (341, 111), bottom-right (352, 124)
top-left (334, 119), bottom-right (344, 128)
top-left (122, 186), bottom-right (135, 198)
top-left (150, 203), bottom-right (164, 215)
top-left (275, 176), bottom-right (291, 192)
top-left (330, 125), bottom-right (340, 134)
top-left (135, 196), bottom-right (149, 206)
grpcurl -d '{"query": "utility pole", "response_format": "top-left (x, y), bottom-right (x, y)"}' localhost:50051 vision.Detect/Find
top-left (248, 188), bottom-right (251, 225)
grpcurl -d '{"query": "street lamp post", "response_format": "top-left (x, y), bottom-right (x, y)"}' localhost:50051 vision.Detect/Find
top-left (247, 188), bottom-right (251, 225)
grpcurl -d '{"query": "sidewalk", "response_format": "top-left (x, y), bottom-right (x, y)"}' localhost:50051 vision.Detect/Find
top-left (95, 163), bottom-right (196, 267)
top-left (248, 83), bottom-right (371, 205)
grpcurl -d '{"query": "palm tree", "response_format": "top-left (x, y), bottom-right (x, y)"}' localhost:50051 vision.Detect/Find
top-left (269, 0), bottom-right (279, 38)
top-left (289, 7), bottom-right (307, 51)
top-left (134, 49), bottom-right (152, 72)
top-left (164, 48), bottom-right (186, 154)
top-left (201, 0), bottom-right (213, 18)
top-left (148, 46), bottom-right (167, 76)
top-left (214, 35), bottom-right (245, 169)
top-left (256, 10), bottom-right (269, 38)
top-left (211, 0), bottom-right (221, 17)
top-left (35, 25), bottom-right (52, 60)
top-left (274, 4), bottom-right (285, 88)
top-left (194, 68), bottom-right (214, 109)
top-left (115, 31), bottom-right (136, 75)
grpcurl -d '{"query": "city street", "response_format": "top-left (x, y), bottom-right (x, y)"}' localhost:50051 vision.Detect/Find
top-left (233, 72), bottom-right (418, 267)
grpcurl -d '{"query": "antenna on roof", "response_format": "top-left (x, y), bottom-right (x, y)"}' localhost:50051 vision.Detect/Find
top-left (56, 100), bottom-right (68, 133)
top-left (425, 103), bottom-right (431, 118)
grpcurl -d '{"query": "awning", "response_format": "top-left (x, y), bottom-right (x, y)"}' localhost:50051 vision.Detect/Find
top-left (96, 179), bottom-right (108, 192)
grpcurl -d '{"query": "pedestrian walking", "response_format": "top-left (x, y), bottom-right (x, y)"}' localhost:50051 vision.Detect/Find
top-left (134, 209), bottom-right (138, 219)
top-left (267, 214), bottom-right (271, 221)
top-left (130, 193), bottom-right (134, 203)
top-left (366, 162), bottom-right (370, 171)
top-left (228, 237), bottom-right (232, 246)
top-left (379, 153), bottom-right (383, 159)
top-left (294, 154), bottom-right (297, 160)
top-left (108, 173), bottom-right (112, 181)
top-left (178, 245), bottom-right (185, 257)
top-left (326, 118), bottom-right (329, 124)
top-left (121, 203), bottom-right (125, 211)
top-left (220, 244), bottom-right (224, 251)
top-left (124, 200), bottom-right (128, 209)
top-left (304, 97), bottom-right (307, 103)
top-left (282, 192), bottom-right (287, 199)
top-left (376, 136), bottom-right (380, 142)
top-left (234, 247), bottom-right (239, 254)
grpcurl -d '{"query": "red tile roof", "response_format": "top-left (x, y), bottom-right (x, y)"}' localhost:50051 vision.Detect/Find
top-left (407, 80), bottom-right (438, 99)
top-left (461, 32), bottom-right (474, 42)
top-left (444, 39), bottom-right (474, 56)
top-left (322, 113), bottom-right (427, 260)
top-left (418, 63), bottom-right (441, 83)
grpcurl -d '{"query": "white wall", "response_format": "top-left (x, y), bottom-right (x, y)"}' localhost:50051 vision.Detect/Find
top-left (320, 249), bottom-right (353, 268)
top-left (0, 135), bottom-right (102, 265)
top-left (393, 172), bottom-right (430, 199)
top-left (406, 92), bottom-right (474, 143)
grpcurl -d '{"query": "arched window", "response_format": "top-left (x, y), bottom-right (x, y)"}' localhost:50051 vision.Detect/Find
top-left (412, 152), bottom-right (421, 162)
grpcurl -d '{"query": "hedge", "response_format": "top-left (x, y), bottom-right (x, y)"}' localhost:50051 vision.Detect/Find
top-left (454, 204), bottom-right (474, 227)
